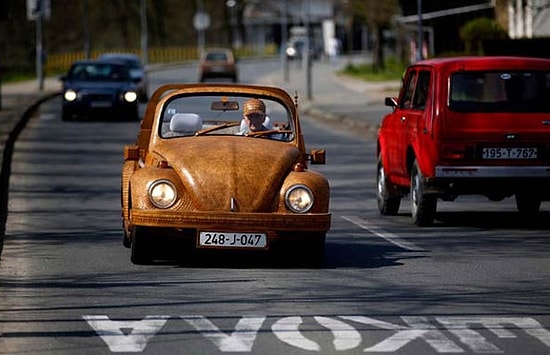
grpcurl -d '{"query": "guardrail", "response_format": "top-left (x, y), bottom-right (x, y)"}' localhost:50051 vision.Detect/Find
top-left (45, 44), bottom-right (278, 74)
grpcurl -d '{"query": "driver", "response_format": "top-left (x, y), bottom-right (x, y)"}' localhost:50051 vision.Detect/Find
top-left (239, 98), bottom-right (271, 134)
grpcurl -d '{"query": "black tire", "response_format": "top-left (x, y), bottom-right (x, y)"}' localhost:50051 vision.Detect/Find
top-left (122, 221), bottom-right (131, 248)
top-left (376, 155), bottom-right (401, 215)
top-left (410, 160), bottom-right (437, 226)
top-left (62, 108), bottom-right (73, 121)
top-left (307, 235), bottom-right (326, 268)
top-left (515, 192), bottom-right (541, 214)
top-left (131, 226), bottom-right (152, 265)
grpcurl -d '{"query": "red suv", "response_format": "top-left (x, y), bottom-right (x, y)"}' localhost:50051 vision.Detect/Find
top-left (377, 56), bottom-right (550, 226)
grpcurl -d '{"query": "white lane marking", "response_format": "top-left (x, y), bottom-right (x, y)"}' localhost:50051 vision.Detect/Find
top-left (342, 316), bottom-right (463, 353)
top-left (83, 315), bottom-right (550, 353)
top-left (342, 215), bottom-right (425, 251)
top-left (39, 113), bottom-right (57, 120)
top-left (314, 316), bottom-right (362, 350)
top-left (272, 316), bottom-right (320, 351)
top-left (182, 315), bottom-right (265, 352)
top-left (272, 316), bottom-right (362, 351)
top-left (82, 315), bottom-right (169, 352)
top-left (437, 316), bottom-right (550, 352)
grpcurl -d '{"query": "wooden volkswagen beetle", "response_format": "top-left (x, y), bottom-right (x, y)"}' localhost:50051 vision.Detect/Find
top-left (121, 83), bottom-right (330, 264)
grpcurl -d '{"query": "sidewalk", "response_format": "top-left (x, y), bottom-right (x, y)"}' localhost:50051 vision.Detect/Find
top-left (0, 77), bottom-right (61, 143)
top-left (260, 56), bottom-right (401, 139)
top-left (0, 78), bottom-right (61, 244)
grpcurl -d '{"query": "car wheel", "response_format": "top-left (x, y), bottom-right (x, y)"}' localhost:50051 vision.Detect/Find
top-left (306, 235), bottom-right (326, 268)
top-left (122, 221), bottom-right (131, 248)
top-left (410, 160), bottom-right (437, 226)
top-left (515, 192), bottom-right (541, 214)
top-left (62, 109), bottom-right (73, 121)
top-left (376, 155), bottom-right (401, 215)
top-left (139, 91), bottom-right (148, 103)
top-left (131, 226), bottom-right (152, 265)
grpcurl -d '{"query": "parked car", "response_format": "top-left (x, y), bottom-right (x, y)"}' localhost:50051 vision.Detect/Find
top-left (121, 83), bottom-right (331, 265)
top-left (198, 48), bottom-right (238, 82)
top-left (98, 53), bottom-right (148, 101)
top-left (377, 56), bottom-right (550, 226)
top-left (60, 60), bottom-right (140, 121)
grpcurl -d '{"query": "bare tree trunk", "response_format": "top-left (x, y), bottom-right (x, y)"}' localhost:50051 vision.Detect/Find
top-left (372, 25), bottom-right (385, 72)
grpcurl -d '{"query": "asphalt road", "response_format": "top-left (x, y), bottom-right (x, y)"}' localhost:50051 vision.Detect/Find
top-left (0, 60), bottom-right (549, 354)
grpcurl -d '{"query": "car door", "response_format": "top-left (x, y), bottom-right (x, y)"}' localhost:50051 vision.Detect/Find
top-left (386, 69), bottom-right (418, 180)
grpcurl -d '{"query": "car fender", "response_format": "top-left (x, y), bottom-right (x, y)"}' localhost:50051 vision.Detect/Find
top-left (279, 170), bottom-right (330, 213)
top-left (129, 167), bottom-right (184, 210)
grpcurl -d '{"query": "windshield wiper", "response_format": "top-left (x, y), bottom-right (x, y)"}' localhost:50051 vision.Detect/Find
top-left (194, 122), bottom-right (240, 136)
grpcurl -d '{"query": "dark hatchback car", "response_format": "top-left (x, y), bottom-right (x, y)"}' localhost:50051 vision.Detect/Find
top-left (98, 53), bottom-right (148, 101)
top-left (61, 60), bottom-right (140, 121)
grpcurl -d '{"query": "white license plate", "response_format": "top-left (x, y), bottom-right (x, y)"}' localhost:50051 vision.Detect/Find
top-left (482, 147), bottom-right (537, 160)
top-left (90, 101), bottom-right (112, 108)
top-left (198, 231), bottom-right (267, 249)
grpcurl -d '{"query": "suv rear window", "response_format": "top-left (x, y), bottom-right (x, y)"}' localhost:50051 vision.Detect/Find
top-left (449, 71), bottom-right (550, 113)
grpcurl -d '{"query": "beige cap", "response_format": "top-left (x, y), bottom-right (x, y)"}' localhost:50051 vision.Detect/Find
top-left (243, 98), bottom-right (266, 116)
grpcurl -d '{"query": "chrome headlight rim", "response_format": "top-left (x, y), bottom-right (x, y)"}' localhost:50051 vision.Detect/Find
top-left (123, 90), bottom-right (138, 103)
top-left (285, 184), bottom-right (314, 213)
top-left (63, 89), bottom-right (77, 102)
top-left (148, 179), bottom-right (177, 209)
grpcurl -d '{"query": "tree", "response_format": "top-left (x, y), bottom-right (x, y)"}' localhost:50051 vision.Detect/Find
top-left (347, 0), bottom-right (400, 71)
top-left (459, 17), bottom-right (508, 55)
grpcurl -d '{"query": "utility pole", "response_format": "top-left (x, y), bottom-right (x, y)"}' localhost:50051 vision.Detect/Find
top-left (140, 0), bottom-right (148, 66)
top-left (416, 0), bottom-right (423, 62)
top-left (82, 0), bottom-right (91, 59)
top-left (281, 0), bottom-right (289, 82)
top-left (304, 0), bottom-right (312, 100)
top-left (35, 0), bottom-right (44, 91)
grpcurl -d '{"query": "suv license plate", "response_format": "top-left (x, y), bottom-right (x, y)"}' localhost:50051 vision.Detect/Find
top-left (198, 231), bottom-right (267, 249)
top-left (482, 147), bottom-right (537, 160)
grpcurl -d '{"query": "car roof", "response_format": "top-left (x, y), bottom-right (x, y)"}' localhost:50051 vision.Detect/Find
top-left (411, 56), bottom-right (550, 72)
top-left (202, 48), bottom-right (234, 58)
top-left (71, 59), bottom-right (127, 67)
top-left (99, 53), bottom-right (141, 61)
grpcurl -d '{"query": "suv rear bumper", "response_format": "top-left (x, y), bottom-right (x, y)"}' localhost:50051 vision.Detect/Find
top-left (430, 166), bottom-right (550, 199)
top-left (435, 166), bottom-right (550, 178)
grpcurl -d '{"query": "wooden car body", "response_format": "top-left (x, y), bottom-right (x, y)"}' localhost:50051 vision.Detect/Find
top-left (122, 83), bottom-right (330, 264)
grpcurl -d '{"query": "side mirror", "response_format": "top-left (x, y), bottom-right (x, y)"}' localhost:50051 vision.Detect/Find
top-left (124, 145), bottom-right (140, 161)
top-left (309, 149), bottom-right (326, 165)
top-left (385, 97), bottom-right (398, 108)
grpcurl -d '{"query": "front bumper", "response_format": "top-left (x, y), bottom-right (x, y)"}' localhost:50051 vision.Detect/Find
top-left (130, 209), bottom-right (331, 232)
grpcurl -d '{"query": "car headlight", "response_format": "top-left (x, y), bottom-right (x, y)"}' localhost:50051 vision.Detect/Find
top-left (285, 184), bottom-right (314, 213)
top-left (123, 91), bottom-right (138, 103)
top-left (148, 180), bottom-right (177, 208)
top-left (64, 89), bottom-right (77, 102)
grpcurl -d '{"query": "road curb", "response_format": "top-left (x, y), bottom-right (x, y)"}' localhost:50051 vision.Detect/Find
top-left (0, 92), bottom-right (61, 261)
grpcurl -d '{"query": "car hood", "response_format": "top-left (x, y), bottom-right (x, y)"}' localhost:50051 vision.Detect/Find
top-left (155, 137), bottom-right (303, 212)
top-left (64, 81), bottom-right (134, 92)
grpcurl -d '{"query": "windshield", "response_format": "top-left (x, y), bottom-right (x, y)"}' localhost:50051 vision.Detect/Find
top-left (449, 71), bottom-right (550, 112)
top-left (68, 63), bottom-right (130, 82)
top-left (158, 94), bottom-right (294, 142)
